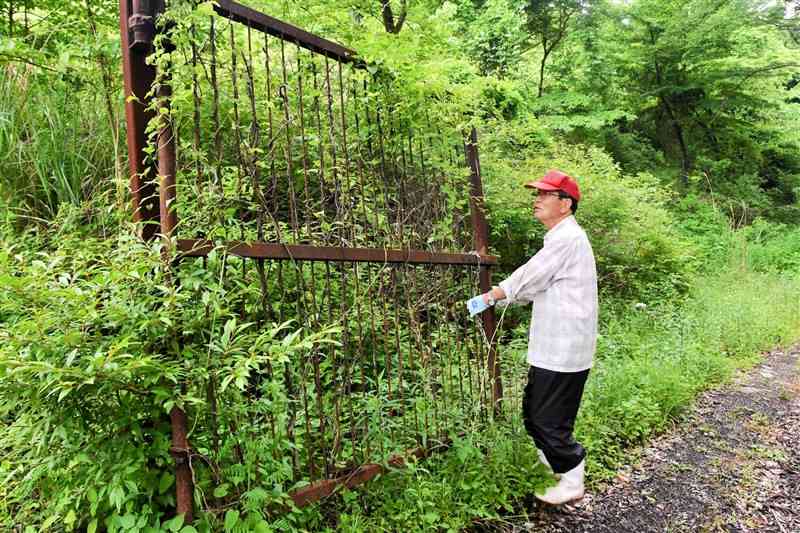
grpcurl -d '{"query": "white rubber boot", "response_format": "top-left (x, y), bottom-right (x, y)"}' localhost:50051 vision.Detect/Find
top-left (537, 448), bottom-right (552, 472)
top-left (535, 459), bottom-right (585, 505)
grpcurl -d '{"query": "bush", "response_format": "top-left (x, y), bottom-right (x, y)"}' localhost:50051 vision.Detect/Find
top-left (481, 138), bottom-right (696, 302)
top-left (0, 218), bottom-right (337, 531)
top-left (740, 217), bottom-right (800, 274)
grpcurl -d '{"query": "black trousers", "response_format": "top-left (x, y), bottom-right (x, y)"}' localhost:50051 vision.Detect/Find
top-left (522, 365), bottom-right (589, 474)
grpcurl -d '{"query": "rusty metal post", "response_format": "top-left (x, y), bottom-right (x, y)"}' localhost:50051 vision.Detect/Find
top-left (465, 127), bottom-right (502, 416)
top-left (156, 20), bottom-right (193, 526)
top-left (157, 82), bottom-right (178, 236)
top-left (170, 407), bottom-right (193, 522)
top-left (121, 0), bottom-right (192, 522)
top-left (120, 0), bottom-right (160, 240)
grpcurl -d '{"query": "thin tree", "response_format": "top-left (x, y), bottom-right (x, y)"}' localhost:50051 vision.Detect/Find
top-left (381, 0), bottom-right (408, 33)
top-left (525, 0), bottom-right (585, 97)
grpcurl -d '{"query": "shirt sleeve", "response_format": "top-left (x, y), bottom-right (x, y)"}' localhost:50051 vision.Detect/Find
top-left (498, 237), bottom-right (575, 305)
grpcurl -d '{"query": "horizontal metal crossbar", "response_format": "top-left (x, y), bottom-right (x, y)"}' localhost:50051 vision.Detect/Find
top-left (177, 239), bottom-right (497, 266)
top-left (289, 440), bottom-right (451, 507)
top-left (213, 0), bottom-right (360, 65)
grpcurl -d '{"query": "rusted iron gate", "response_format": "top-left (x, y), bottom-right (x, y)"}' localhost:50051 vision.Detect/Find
top-left (120, 0), bottom-right (501, 522)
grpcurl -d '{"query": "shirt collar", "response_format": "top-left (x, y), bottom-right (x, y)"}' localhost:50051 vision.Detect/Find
top-left (543, 215), bottom-right (576, 242)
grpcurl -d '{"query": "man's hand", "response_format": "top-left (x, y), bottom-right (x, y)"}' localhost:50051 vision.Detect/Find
top-left (482, 286), bottom-right (507, 305)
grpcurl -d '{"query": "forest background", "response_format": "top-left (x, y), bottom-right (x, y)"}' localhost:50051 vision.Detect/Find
top-left (1, 0), bottom-right (800, 531)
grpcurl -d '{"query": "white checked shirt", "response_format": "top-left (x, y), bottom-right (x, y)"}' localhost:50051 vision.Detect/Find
top-left (498, 216), bottom-right (598, 372)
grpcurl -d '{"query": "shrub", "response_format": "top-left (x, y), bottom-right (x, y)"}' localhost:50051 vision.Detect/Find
top-left (0, 218), bottom-right (337, 531)
top-left (481, 139), bottom-right (696, 302)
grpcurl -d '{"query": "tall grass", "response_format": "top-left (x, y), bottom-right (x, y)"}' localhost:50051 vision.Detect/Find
top-left (578, 264), bottom-right (800, 479)
top-left (0, 66), bottom-right (116, 221)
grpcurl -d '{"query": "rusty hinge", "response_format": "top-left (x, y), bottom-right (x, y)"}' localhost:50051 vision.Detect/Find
top-left (128, 0), bottom-right (163, 52)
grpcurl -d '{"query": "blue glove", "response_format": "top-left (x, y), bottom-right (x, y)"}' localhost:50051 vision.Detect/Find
top-left (466, 294), bottom-right (490, 316)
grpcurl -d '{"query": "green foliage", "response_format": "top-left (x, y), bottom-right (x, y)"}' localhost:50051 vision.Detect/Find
top-left (0, 0), bottom-right (125, 220)
top-left (576, 265), bottom-right (800, 480)
top-left (740, 217), bottom-right (800, 273)
top-left (0, 215), bottom-right (339, 530)
top-left (464, 0), bottom-right (527, 76)
top-left (0, 68), bottom-right (116, 220)
top-left (2, 0), bottom-right (800, 531)
top-left (482, 132), bottom-right (695, 301)
top-left (327, 427), bottom-right (550, 532)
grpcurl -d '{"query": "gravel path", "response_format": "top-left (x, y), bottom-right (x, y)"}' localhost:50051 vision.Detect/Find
top-left (483, 344), bottom-right (800, 532)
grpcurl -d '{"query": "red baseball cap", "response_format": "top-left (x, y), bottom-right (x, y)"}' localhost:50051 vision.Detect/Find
top-left (525, 169), bottom-right (581, 202)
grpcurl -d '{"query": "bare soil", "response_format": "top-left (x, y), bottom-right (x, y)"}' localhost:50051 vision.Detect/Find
top-left (482, 343), bottom-right (800, 532)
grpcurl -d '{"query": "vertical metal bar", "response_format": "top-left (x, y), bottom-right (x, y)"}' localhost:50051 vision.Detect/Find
top-left (364, 262), bottom-right (384, 460)
top-left (190, 23), bottom-right (203, 204)
top-left (417, 135), bottom-right (436, 246)
top-left (147, 9), bottom-right (193, 520)
top-left (292, 261), bottom-right (317, 480)
top-left (229, 23), bottom-right (244, 199)
top-left (465, 127), bottom-right (502, 416)
top-left (244, 23), bottom-right (264, 237)
top-left (378, 268), bottom-right (395, 446)
top-left (296, 45), bottom-right (312, 240)
top-left (342, 263), bottom-right (360, 465)
top-left (120, 0), bottom-right (159, 240)
top-left (355, 81), bottom-right (381, 243)
top-left (279, 38), bottom-right (300, 241)
top-left (401, 264), bottom-right (421, 440)
top-left (391, 268), bottom-right (405, 426)
top-left (371, 85), bottom-right (392, 245)
top-left (406, 130), bottom-right (416, 246)
top-left (309, 267), bottom-right (329, 476)
top-left (264, 35), bottom-right (278, 216)
top-left (170, 407), bottom-right (193, 522)
top-left (210, 16), bottom-right (222, 189)
top-left (323, 56), bottom-right (341, 242)
top-left (395, 115), bottom-right (408, 247)
top-left (275, 260), bottom-right (299, 478)
top-left (425, 271), bottom-right (443, 441)
top-left (336, 61), bottom-right (353, 243)
top-left (312, 63), bottom-right (327, 236)
top-left (352, 262), bottom-right (369, 463)
top-left (439, 266), bottom-right (455, 436)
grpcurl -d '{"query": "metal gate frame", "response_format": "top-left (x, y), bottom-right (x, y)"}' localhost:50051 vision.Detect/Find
top-left (119, 0), bottom-right (500, 522)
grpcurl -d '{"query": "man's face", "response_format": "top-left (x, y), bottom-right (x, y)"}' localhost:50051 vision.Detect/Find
top-left (533, 189), bottom-right (571, 225)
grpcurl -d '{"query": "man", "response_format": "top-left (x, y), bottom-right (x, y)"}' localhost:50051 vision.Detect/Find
top-left (478, 169), bottom-right (598, 505)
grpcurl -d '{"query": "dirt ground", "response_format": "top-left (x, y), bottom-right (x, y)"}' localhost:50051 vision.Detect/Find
top-left (483, 343), bottom-right (800, 532)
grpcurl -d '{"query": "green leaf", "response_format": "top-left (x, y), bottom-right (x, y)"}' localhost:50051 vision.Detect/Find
top-left (87, 519), bottom-right (98, 533)
top-left (163, 515), bottom-right (184, 532)
top-left (252, 520), bottom-right (272, 533)
top-left (212, 483), bottom-right (229, 498)
top-left (223, 510), bottom-right (240, 532)
top-left (120, 514), bottom-right (136, 529)
top-left (159, 471), bottom-right (175, 494)
top-left (41, 515), bottom-right (59, 530)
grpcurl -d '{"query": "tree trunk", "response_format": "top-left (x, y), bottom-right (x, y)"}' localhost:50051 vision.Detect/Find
top-left (650, 29), bottom-right (691, 188)
top-left (380, 0), bottom-right (407, 34)
top-left (538, 47), bottom-right (550, 98)
top-left (660, 96), bottom-right (691, 187)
